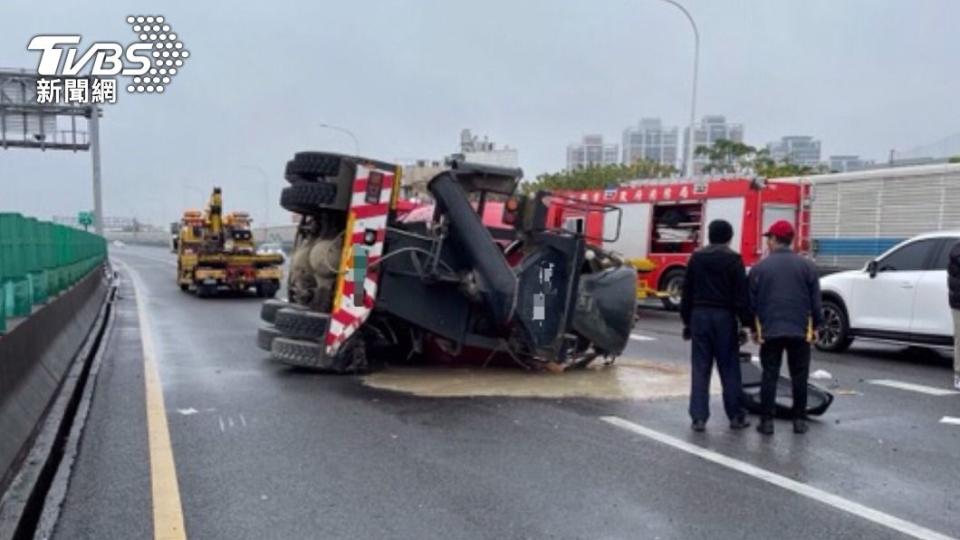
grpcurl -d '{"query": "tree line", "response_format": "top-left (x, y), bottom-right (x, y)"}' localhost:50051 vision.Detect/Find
top-left (524, 138), bottom-right (828, 192)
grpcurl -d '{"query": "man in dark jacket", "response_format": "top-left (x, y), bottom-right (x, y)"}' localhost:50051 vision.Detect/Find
top-left (680, 220), bottom-right (752, 432)
top-left (948, 241), bottom-right (960, 390)
top-left (749, 220), bottom-right (823, 435)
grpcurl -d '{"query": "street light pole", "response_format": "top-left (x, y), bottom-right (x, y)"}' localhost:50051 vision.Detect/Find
top-left (319, 122), bottom-right (360, 155)
top-left (89, 102), bottom-right (104, 235)
top-left (654, 0), bottom-right (700, 177)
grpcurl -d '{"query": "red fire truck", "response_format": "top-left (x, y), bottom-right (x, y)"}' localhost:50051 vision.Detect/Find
top-left (548, 177), bottom-right (810, 310)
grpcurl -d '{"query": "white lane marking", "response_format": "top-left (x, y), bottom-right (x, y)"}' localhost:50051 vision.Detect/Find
top-left (218, 416), bottom-right (225, 433)
top-left (601, 416), bottom-right (956, 540)
top-left (868, 379), bottom-right (960, 396)
top-left (239, 414), bottom-right (247, 427)
top-left (940, 416), bottom-right (960, 426)
top-left (629, 334), bottom-right (657, 342)
top-left (175, 408), bottom-right (198, 416)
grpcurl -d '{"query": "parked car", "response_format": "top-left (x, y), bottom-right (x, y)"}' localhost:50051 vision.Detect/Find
top-left (256, 242), bottom-right (286, 259)
top-left (817, 231), bottom-right (959, 352)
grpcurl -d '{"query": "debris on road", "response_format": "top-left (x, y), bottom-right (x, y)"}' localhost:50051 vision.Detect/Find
top-left (811, 369), bottom-right (833, 380)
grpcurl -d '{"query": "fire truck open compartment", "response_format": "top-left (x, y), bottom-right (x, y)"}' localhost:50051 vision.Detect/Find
top-left (650, 202), bottom-right (703, 254)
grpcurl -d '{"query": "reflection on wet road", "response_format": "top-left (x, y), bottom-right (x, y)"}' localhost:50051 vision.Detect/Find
top-left (362, 357), bottom-right (716, 400)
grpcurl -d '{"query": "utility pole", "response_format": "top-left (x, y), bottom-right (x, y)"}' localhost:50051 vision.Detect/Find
top-left (652, 0), bottom-right (700, 179)
top-left (89, 102), bottom-right (104, 235)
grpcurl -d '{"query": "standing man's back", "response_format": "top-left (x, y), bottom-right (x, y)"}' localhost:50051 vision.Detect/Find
top-left (751, 245), bottom-right (822, 342)
top-left (750, 220), bottom-right (823, 435)
top-left (680, 220), bottom-right (752, 432)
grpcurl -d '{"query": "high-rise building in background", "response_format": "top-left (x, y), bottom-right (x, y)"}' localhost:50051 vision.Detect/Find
top-left (566, 134), bottom-right (619, 170)
top-left (767, 135), bottom-right (822, 168)
top-left (684, 115), bottom-right (745, 174)
top-left (621, 118), bottom-right (679, 169)
top-left (828, 155), bottom-right (874, 173)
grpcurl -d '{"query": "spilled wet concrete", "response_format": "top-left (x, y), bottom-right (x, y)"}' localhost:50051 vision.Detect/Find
top-left (362, 357), bottom-right (718, 400)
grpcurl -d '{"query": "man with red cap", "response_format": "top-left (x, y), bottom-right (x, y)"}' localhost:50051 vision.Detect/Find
top-left (749, 220), bottom-right (823, 436)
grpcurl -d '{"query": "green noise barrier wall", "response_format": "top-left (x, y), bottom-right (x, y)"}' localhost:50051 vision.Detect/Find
top-left (0, 214), bottom-right (107, 333)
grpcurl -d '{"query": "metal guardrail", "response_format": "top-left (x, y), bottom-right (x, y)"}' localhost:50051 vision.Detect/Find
top-left (0, 213), bottom-right (107, 333)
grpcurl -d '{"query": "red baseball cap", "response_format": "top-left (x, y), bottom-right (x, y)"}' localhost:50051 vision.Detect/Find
top-left (763, 220), bottom-right (795, 239)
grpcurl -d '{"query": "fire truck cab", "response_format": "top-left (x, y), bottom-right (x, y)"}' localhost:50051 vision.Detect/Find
top-left (551, 177), bottom-right (810, 310)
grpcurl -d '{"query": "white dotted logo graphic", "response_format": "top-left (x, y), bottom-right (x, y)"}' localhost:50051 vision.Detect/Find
top-left (125, 15), bottom-right (188, 94)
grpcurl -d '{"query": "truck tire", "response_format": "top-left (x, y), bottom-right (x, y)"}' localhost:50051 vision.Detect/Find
top-left (270, 336), bottom-right (368, 373)
top-left (659, 268), bottom-right (685, 311)
top-left (257, 324), bottom-right (283, 352)
top-left (196, 283), bottom-right (217, 298)
top-left (260, 299), bottom-right (306, 324)
top-left (280, 183), bottom-right (339, 214)
top-left (275, 308), bottom-right (330, 340)
top-left (257, 280), bottom-right (280, 298)
top-left (816, 299), bottom-right (853, 352)
top-left (284, 152), bottom-right (343, 182)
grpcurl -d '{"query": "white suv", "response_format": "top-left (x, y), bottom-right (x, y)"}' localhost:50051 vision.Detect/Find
top-left (816, 231), bottom-right (959, 352)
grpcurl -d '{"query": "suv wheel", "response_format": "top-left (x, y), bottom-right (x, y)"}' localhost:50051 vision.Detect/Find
top-left (816, 299), bottom-right (853, 352)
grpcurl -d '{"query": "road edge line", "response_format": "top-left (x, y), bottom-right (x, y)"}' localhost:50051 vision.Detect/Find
top-left (122, 261), bottom-right (187, 540)
top-left (600, 416), bottom-right (956, 540)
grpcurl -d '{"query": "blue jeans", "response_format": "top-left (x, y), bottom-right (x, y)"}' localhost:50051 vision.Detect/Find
top-left (689, 307), bottom-right (744, 422)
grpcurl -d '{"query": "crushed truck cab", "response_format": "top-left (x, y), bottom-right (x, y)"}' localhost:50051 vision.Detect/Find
top-left (257, 151), bottom-right (637, 373)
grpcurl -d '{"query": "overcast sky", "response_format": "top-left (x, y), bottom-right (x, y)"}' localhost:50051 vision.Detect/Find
top-left (1, 0), bottom-right (958, 226)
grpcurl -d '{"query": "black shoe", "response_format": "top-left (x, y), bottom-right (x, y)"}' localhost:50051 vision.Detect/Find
top-left (793, 419), bottom-right (809, 434)
top-left (729, 416), bottom-right (751, 430)
top-left (757, 418), bottom-right (774, 435)
top-left (691, 419), bottom-right (706, 432)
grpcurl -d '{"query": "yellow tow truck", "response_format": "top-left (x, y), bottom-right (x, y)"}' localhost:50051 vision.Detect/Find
top-left (176, 187), bottom-right (284, 297)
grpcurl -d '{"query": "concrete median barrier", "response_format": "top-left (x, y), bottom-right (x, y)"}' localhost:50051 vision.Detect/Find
top-left (0, 264), bottom-right (111, 494)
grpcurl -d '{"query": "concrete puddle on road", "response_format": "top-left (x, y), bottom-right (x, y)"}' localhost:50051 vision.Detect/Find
top-left (362, 357), bottom-right (718, 400)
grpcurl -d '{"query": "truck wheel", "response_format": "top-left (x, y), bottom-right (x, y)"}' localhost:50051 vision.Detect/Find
top-left (179, 283), bottom-right (189, 292)
top-left (275, 308), bottom-right (330, 340)
top-left (280, 183), bottom-right (339, 214)
top-left (816, 299), bottom-right (853, 352)
top-left (257, 325), bottom-right (283, 352)
top-left (659, 268), bottom-right (685, 311)
top-left (257, 281), bottom-right (279, 298)
top-left (271, 336), bottom-right (370, 373)
top-left (196, 284), bottom-right (217, 298)
top-left (260, 299), bottom-right (306, 324)
top-left (284, 152), bottom-right (343, 182)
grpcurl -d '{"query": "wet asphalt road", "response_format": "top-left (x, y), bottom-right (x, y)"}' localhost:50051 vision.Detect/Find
top-left (51, 245), bottom-right (960, 539)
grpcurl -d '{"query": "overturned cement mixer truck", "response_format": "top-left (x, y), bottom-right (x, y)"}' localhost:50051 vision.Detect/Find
top-left (255, 151), bottom-right (637, 373)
